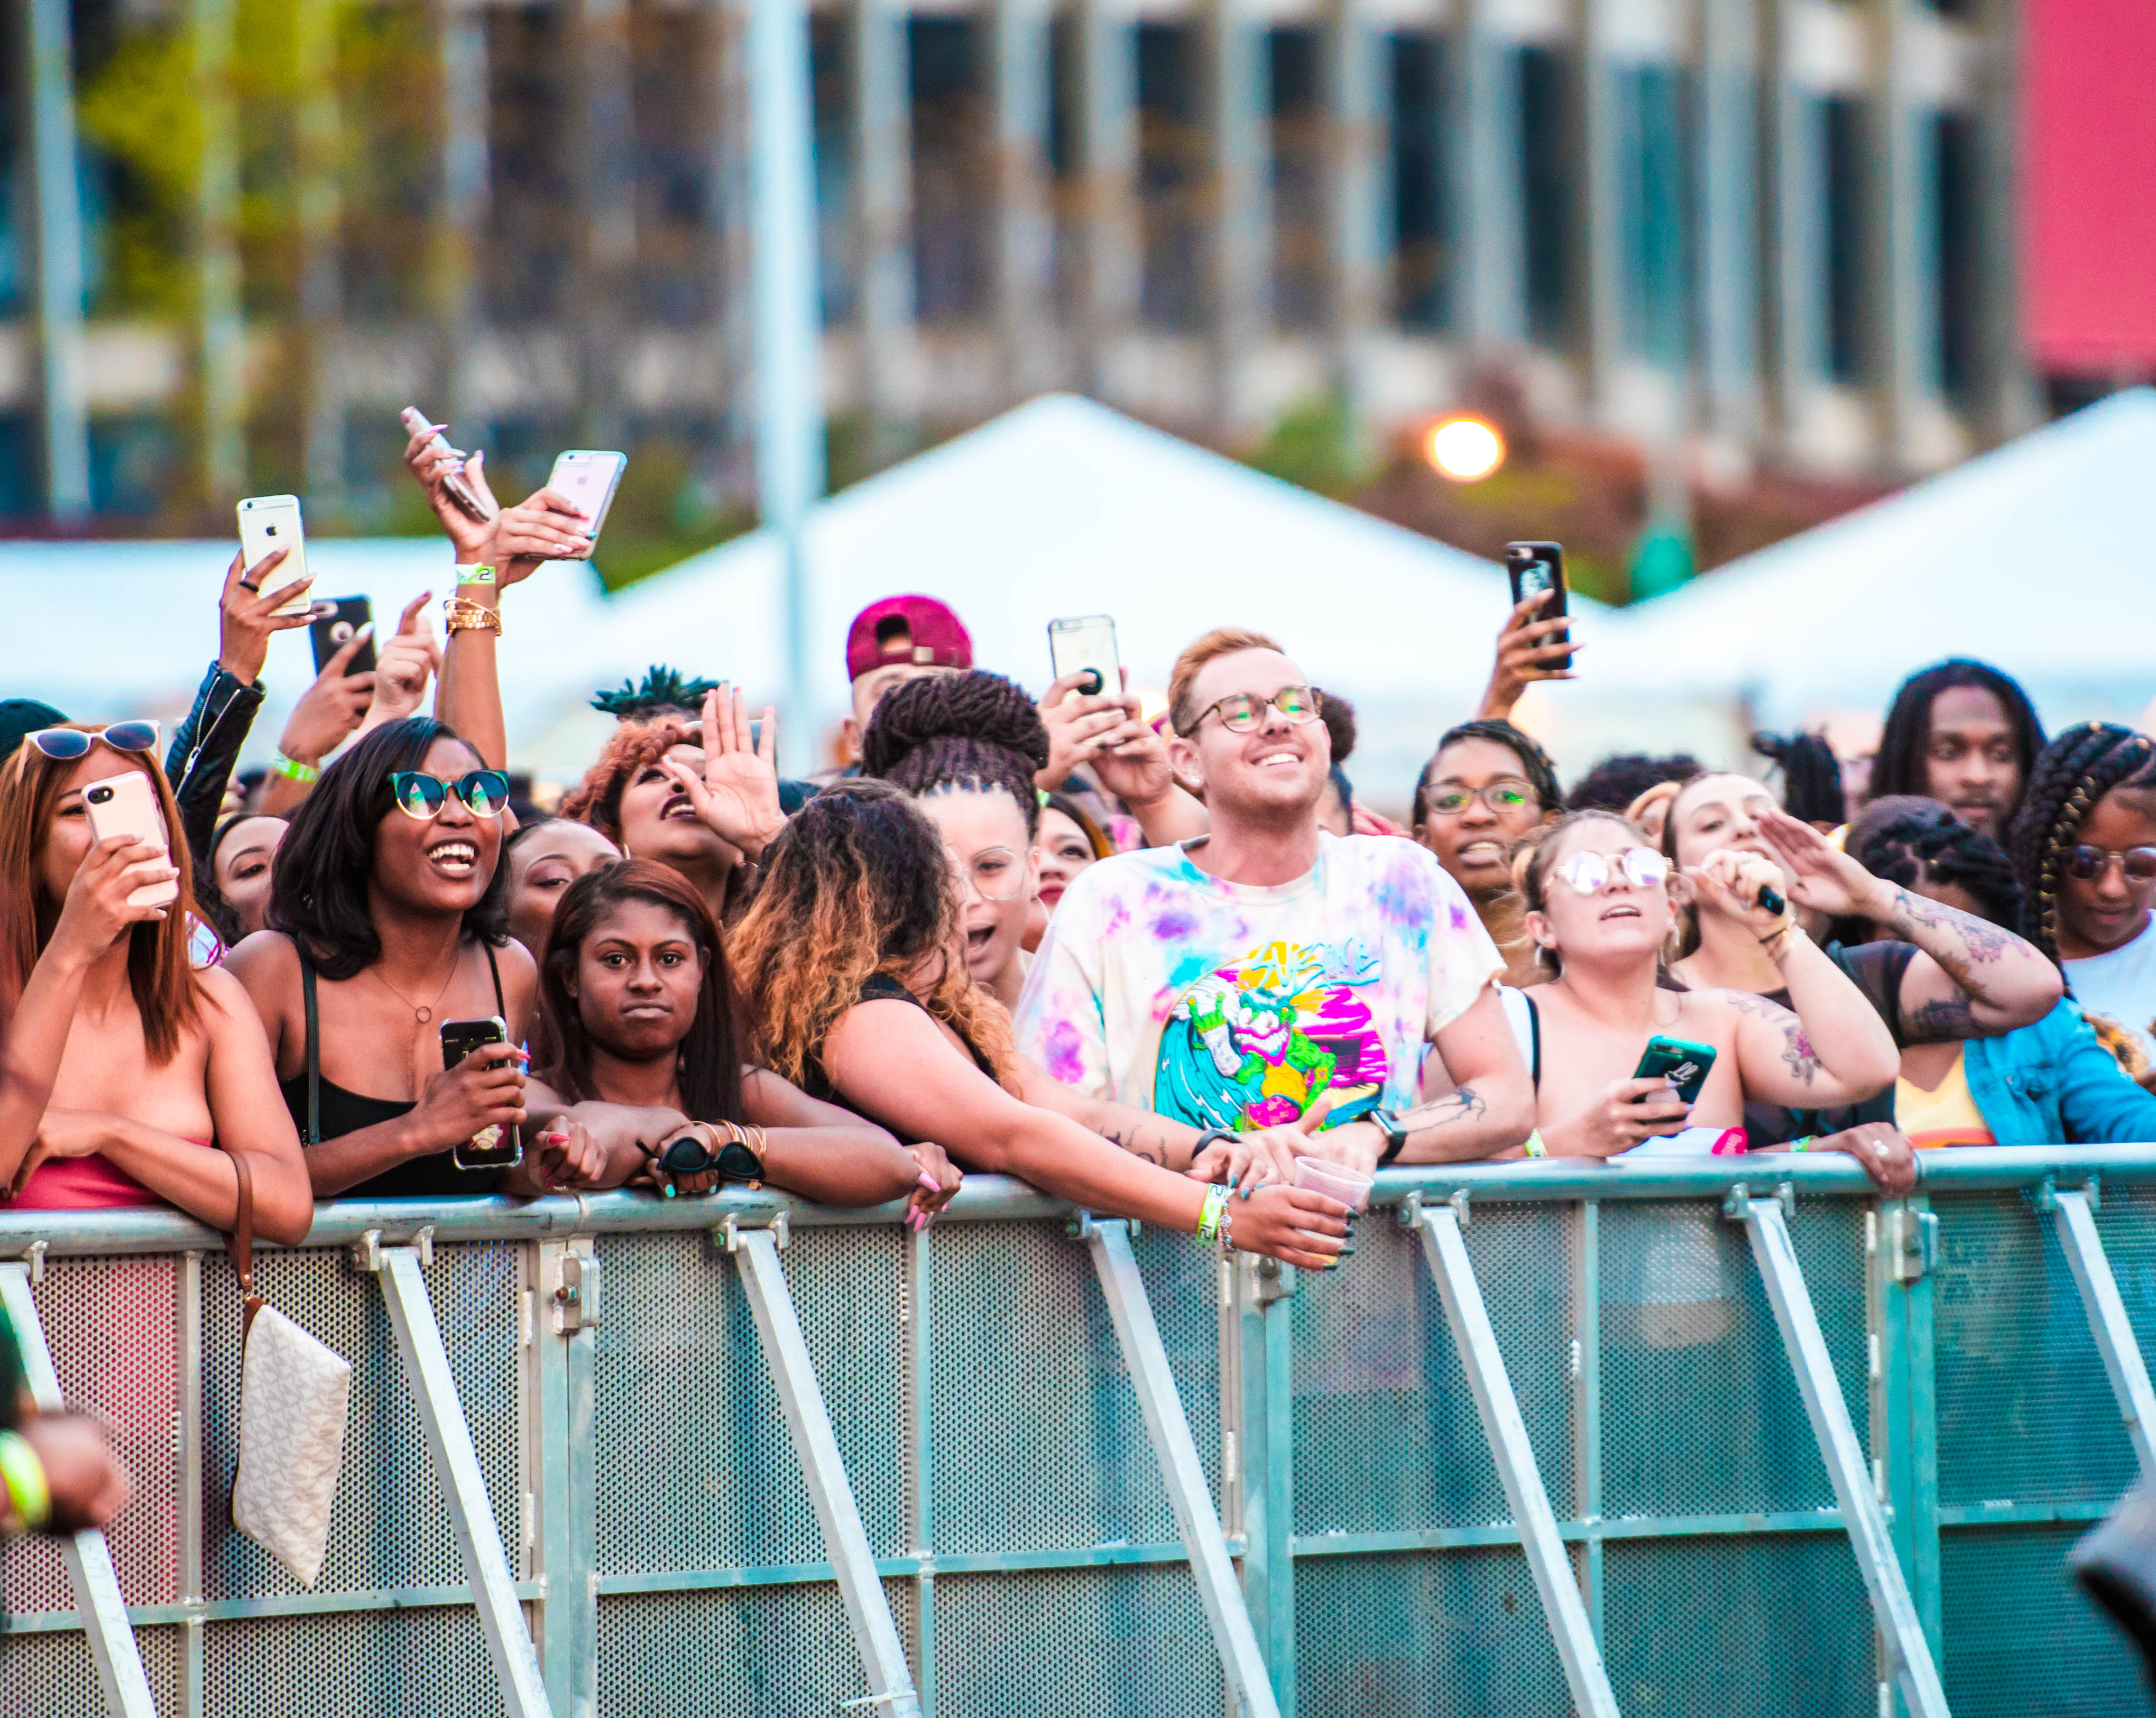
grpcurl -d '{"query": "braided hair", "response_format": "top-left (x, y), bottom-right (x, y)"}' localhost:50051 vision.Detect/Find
top-left (2006, 721), bottom-right (2156, 963)
top-left (862, 670), bottom-right (1052, 837)
top-left (1872, 659), bottom-right (2044, 807)
top-left (1850, 802), bottom-right (2023, 930)
top-left (1414, 719), bottom-right (1564, 827)
top-left (1750, 729), bottom-right (1846, 827)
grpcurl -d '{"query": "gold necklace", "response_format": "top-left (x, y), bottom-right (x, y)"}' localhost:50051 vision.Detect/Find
top-left (371, 946), bottom-right (463, 1026)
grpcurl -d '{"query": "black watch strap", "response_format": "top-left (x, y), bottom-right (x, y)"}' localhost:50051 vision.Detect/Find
top-left (1190, 1125), bottom-right (1236, 1153)
top-left (1370, 1107), bottom-right (1410, 1168)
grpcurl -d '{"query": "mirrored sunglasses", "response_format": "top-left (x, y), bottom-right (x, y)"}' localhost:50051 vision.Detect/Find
top-left (1555, 846), bottom-right (1670, 896)
top-left (389, 769), bottom-right (512, 821)
top-left (26, 722), bottom-right (161, 761)
top-left (2067, 844), bottom-right (2156, 885)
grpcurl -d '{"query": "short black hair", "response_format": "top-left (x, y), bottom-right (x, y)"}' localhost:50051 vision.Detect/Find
top-left (267, 717), bottom-right (510, 981)
top-left (1750, 729), bottom-right (1846, 827)
top-left (1415, 719), bottom-right (1564, 826)
top-left (1872, 659), bottom-right (2045, 811)
top-left (1565, 752), bottom-right (1701, 814)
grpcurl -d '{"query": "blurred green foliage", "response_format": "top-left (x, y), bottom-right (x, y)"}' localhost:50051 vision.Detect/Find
top-left (1242, 393), bottom-right (1379, 500)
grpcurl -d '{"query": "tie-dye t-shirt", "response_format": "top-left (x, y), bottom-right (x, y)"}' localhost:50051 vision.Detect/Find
top-left (1013, 832), bottom-right (1502, 1128)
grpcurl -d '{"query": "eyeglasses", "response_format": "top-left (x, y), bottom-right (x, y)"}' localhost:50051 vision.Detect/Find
top-left (1553, 846), bottom-right (1670, 896)
top-left (946, 844), bottom-right (1029, 902)
top-left (1180, 685), bottom-right (1323, 737)
top-left (2067, 843), bottom-right (2156, 885)
top-left (1425, 780), bottom-right (1536, 817)
top-left (389, 770), bottom-right (512, 820)
top-left (25, 722), bottom-right (161, 761)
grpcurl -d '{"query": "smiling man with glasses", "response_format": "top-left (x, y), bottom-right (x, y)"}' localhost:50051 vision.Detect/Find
top-left (1016, 627), bottom-right (1534, 1176)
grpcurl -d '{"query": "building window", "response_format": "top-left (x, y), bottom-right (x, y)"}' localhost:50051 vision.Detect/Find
top-left (1617, 62), bottom-right (1690, 367)
top-left (910, 18), bottom-right (990, 323)
top-left (1518, 44), bottom-right (1572, 348)
top-left (483, 6), bottom-right (574, 322)
top-left (1932, 109), bottom-right (1979, 403)
top-left (1137, 23), bottom-right (1205, 330)
top-left (1048, 12), bottom-right (1082, 315)
top-left (1388, 32), bottom-right (1448, 332)
top-left (810, 14), bottom-right (856, 327)
top-left (631, 4), bottom-right (717, 326)
top-left (1822, 95), bottom-right (1867, 384)
top-left (1269, 27), bottom-right (1326, 333)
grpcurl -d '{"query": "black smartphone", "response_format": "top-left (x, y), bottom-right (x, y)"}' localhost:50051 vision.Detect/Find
top-left (438, 1015), bottom-right (524, 1171)
top-left (1632, 1036), bottom-right (1717, 1105)
top-left (1503, 542), bottom-right (1571, 671)
top-left (310, 596), bottom-right (376, 676)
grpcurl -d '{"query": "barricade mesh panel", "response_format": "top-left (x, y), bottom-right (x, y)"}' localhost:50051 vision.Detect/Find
top-left (1, 1255), bottom-right (180, 1614)
top-left (1131, 1221), bottom-right (1223, 1493)
top-left (1602, 1534), bottom-right (1873, 1716)
top-left (594, 1226), bottom-right (905, 1576)
top-left (1934, 1193), bottom-right (2137, 1509)
top-left (1292, 1203), bottom-right (1573, 1537)
top-left (1600, 1199), bottom-right (1857, 1519)
top-left (2097, 1184), bottom-right (2156, 1419)
top-left (202, 1604), bottom-right (506, 1716)
top-left (200, 1242), bottom-right (524, 1600)
top-left (931, 1220), bottom-right (1185, 1556)
top-left (0, 1620), bottom-right (178, 1718)
top-left (933, 1565), bottom-right (1227, 1717)
top-left (1942, 1525), bottom-right (2150, 1716)
top-left (594, 1579), bottom-right (915, 1716)
top-left (1294, 1546), bottom-right (1569, 1717)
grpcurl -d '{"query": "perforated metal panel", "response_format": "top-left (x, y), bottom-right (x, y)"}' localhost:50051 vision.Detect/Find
top-left (1941, 1525), bottom-right (2149, 1716)
top-left (202, 1604), bottom-right (507, 1717)
top-left (0, 1620), bottom-right (178, 1718)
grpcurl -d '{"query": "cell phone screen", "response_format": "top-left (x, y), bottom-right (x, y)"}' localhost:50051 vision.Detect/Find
top-left (1048, 615), bottom-right (1120, 698)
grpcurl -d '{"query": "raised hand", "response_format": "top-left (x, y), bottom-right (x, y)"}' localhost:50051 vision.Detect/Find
top-left (277, 624), bottom-right (377, 770)
top-left (401, 419), bottom-right (500, 564)
top-left (657, 685), bottom-right (788, 863)
top-left (217, 546), bottom-right (312, 684)
top-left (51, 834), bottom-right (180, 955)
top-left (356, 593), bottom-right (441, 735)
top-left (1685, 846), bottom-right (1794, 940)
top-left (1754, 803), bottom-right (1890, 920)
top-left (1477, 589), bottom-right (1579, 721)
top-left (485, 487), bottom-right (593, 588)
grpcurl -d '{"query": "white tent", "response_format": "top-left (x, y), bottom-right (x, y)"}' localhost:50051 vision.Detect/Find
top-left (1602, 387), bottom-right (2156, 734)
top-left (594, 392), bottom-right (1611, 795)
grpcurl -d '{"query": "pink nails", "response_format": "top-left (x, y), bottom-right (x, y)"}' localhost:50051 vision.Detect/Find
top-left (917, 1172), bottom-right (941, 1193)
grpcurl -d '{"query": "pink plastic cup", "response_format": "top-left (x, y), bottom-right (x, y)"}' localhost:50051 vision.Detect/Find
top-left (1292, 1156), bottom-right (1374, 1213)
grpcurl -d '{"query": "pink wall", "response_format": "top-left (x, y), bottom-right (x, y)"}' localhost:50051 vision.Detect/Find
top-left (2023, 0), bottom-right (2156, 374)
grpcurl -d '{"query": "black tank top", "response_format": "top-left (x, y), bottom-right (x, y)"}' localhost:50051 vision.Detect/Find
top-left (800, 973), bottom-right (997, 1106)
top-left (279, 944), bottom-right (509, 1198)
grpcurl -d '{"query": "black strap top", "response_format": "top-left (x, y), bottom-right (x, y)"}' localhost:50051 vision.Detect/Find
top-left (800, 973), bottom-right (997, 1106)
top-left (279, 944), bottom-right (509, 1197)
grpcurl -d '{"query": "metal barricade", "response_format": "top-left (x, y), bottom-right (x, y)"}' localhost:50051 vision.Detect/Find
top-left (2, 1148), bottom-right (2153, 1717)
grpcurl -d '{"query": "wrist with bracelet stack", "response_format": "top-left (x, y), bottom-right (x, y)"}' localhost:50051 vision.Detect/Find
top-left (443, 595), bottom-right (502, 636)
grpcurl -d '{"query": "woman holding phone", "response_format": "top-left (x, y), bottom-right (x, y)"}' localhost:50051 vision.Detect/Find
top-left (226, 717), bottom-right (602, 1197)
top-left (1504, 810), bottom-right (1897, 1159)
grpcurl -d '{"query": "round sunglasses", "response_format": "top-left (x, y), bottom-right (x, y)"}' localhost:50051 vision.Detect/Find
top-left (1553, 846), bottom-right (1670, 896)
top-left (2067, 843), bottom-right (2156, 885)
top-left (390, 770), bottom-right (512, 821)
top-left (946, 844), bottom-right (1028, 902)
top-left (25, 722), bottom-right (161, 761)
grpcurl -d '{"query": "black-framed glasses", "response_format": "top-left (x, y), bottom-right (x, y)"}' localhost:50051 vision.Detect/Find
top-left (2067, 843), bottom-right (2156, 885)
top-left (1425, 780), bottom-right (1536, 817)
top-left (26, 722), bottom-right (161, 761)
top-left (1553, 847), bottom-right (1670, 896)
top-left (1181, 685), bottom-right (1323, 737)
top-left (946, 844), bottom-right (1029, 902)
top-left (389, 770), bottom-right (511, 821)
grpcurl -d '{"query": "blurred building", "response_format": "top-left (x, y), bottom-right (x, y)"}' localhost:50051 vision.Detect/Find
top-left (2, 0), bottom-right (2032, 525)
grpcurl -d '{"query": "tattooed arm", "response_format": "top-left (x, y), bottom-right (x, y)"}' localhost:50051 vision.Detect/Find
top-left (1311, 986), bottom-right (1534, 1170)
top-left (1012, 1059), bottom-right (1309, 1188)
top-left (1877, 886), bottom-right (2063, 1041)
top-left (1721, 929), bottom-right (1898, 1106)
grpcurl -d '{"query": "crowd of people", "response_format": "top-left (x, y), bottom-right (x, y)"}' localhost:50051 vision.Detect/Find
top-left (6, 420), bottom-right (2156, 1541)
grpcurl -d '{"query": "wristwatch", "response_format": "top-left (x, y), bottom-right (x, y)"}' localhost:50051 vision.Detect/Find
top-left (1367, 1107), bottom-right (1411, 1168)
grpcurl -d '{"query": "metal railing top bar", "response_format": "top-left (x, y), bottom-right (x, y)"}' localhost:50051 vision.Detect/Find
top-left (0, 1143), bottom-right (2149, 1260)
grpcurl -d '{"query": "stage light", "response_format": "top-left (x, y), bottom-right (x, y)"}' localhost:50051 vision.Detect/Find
top-left (1424, 416), bottom-right (1505, 482)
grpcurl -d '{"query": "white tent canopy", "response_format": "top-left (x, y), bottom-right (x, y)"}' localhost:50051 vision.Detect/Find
top-left (1602, 387), bottom-right (2156, 733)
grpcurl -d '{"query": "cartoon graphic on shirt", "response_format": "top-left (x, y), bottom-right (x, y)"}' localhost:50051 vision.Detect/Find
top-left (1155, 938), bottom-right (1389, 1130)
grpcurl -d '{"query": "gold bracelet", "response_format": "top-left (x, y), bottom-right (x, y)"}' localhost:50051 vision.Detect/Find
top-left (443, 596), bottom-right (502, 635)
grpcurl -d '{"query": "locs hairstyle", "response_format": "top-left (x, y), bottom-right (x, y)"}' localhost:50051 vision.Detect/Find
top-left (1850, 802), bottom-right (2024, 931)
top-left (268, 717), bottom-right (510, 982)
top-left (2005, 721), bottom-right (2156, 964)
top-left (531, 859), bottom-right (747, 1125)
top-left (1871, 658), bottom-right (2046, 807)
top-left (1414, 718), bottom-right (1564, 828)
top-left (1750, 729), bottom-right (1846, 827)
top-left (862, 670), bottom-right (1052, 836)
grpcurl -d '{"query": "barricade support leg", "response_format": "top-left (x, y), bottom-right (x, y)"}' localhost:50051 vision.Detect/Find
top-left (374, 1243), bottom-right (554, 1718)
top-left (1728, 1192), bottom-right (1950, 1718)
top-left (1410, 1202), bottom-right (1621, 1718)
top-left (2048, 1186), bottom-right (2156, 1477)
top-left (1081, 1217), bottom-right (1283, 1718)
top-left (731, 1225), bottom-right (924, 1717)
top-left (0, 1260), bottom-right (160, 1718)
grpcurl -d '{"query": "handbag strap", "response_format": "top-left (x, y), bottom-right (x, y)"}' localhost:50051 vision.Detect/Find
top-left (227, 1148), bottom-right (264, 1341)
top-left (301, 958), bottom-right (321, 1147)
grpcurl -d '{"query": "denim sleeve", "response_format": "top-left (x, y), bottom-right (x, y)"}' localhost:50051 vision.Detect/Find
top-left (2048, 1001), bottom-right (2156, 1144)
top-left (163, 663), bottom-right (265, 870)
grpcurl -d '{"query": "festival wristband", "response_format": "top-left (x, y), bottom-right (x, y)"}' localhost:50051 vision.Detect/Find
top-left (0, 1430), bottom-right (51, 1532)
top-left (1788, 1135), bottom-right (1814, 1153)
top-left (454, 563), bottom-right (496, 587)
top-left (271, 751), bottom-right (320, 784)
top-left (1523, 1130), bottom-right (1547, 1159)
top-left (1195, 1183), bottom-right (1230, 1245)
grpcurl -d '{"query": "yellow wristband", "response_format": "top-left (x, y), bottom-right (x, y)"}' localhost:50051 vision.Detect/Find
top-left (0, 1430), bottom-right (51, 1531)
top-left (1523, 1130), bottom-right (1547, 1159)
top-left (454, 563), bottom-right (495, 586)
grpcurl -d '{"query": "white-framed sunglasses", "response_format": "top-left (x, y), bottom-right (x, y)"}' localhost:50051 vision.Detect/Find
top-left (1553, 846), bottom-right (1670, 895)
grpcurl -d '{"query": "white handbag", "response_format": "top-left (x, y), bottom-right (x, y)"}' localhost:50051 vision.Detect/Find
top-left (224, 1151), bottom-right (352, 1586)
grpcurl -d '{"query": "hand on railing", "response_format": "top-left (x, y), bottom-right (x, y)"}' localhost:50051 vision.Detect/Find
top-left (1230, 1184), bottom-right (1349, 1271)
top-left (1795, 1123), bottom-right (1918, 1196)
top-left (526, 1121), bottom-right (610, 1194)
top-left (905, 1143), bottom-right (962, 1231)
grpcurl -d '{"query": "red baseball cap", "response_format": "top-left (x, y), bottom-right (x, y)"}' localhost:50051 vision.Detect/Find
top-left (845, 595), bottom-right (973, 683)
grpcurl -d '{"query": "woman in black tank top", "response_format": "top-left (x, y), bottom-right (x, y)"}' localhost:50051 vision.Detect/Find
top-left (227, 718), bottom-right (606, 1198)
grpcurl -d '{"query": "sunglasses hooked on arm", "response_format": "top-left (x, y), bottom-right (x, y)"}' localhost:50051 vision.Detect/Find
top-left (389, 770), bottom-right (512, 820)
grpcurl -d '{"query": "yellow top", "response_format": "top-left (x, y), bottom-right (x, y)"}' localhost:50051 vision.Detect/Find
top-left (1894, 1048), bottom-right (1997, 1150)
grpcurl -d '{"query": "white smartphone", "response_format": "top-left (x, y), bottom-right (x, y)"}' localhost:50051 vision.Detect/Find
top-left (82, 771), bottom-right (180, 909)
top-left (236, 495), bottom-right (311, 616)
top-left (547, 451), bottom-right (628, 557)
top-left (1048, 615), bottom-right (1121, 698)
top-left (399, 407), bottom-right (496, 524)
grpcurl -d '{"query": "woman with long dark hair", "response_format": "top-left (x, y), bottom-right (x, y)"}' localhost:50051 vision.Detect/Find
top-left (524, 861), bottom-right (941, 1212)
top-left (227, 716), bottom-right (600, 1197)
top-left (0, 725), bottom-right (310, 1238)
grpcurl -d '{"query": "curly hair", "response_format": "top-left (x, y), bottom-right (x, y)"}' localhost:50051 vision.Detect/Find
top-left (1849, 801), bottom-right (2023, 930)
top-left (1565, 752), bottom-right (1702, 814)
top-left (557, 718), bottom-right (759, 917)
top-left (1414, 719), bottom-right (1564, 827)
top-left (1506, 809), bottom-right (1644, 977)
top-left (729, 781), bottom-right (1016, 1089)
top-left (1750, 729), bottom-right (1846, 827)
top-left (1872, 658), bottom-right (2045, 808)
top-left (2006, 721), bottom-right (2156, 963)
top-left (862, 670), bottom-right (1050, 837)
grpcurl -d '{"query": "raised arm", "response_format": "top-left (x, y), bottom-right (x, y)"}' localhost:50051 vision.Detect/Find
top-left (1041, 671), bottom-right (1209, 847)
top-left (1475, 590), bottom-right (1577, 723)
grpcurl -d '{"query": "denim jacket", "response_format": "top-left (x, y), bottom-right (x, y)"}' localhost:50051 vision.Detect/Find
top-left (162, 662), bottom-right (265, 870)
top-left (1963, 998), bottom-right (2156, 1146)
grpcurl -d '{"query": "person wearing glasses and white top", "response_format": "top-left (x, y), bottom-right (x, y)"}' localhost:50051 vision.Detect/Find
top-left (1017, 627), bottom-right (1535, 1176)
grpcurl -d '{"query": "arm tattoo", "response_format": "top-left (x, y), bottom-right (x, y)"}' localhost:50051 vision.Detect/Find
top-left (1904, 993), bottom-right (1979, 1043)
top-left (1885, 886), bottom-right (2017, 985)
top-left (1401, 1086), bottom-right (1487, 1132)
top-left (1101, 1125), bottom-right (1167, 1168)
top-left (1781, 1024), bottom-right (1821, 1085)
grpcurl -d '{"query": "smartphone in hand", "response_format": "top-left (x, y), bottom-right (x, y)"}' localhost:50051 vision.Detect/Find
top-left (1048, 615), bottom-right (1121, 699)
top-left (310, 597), bottom-right (376, 677)
top-left (1632, 1035), bottom-right (1716, 1105)
top-left (546, 451), bottom-right (628, 557)
top-left (399, 408), bottom-right (496, 523)
top-left (1503, 541), bottom-right (1571, 671)
top-left (82, 772), bottom-right (180, 908)
top-left (438, 1015), bottom-right (525, 1171)
top-left (237, 496), bottom-right (311, 617)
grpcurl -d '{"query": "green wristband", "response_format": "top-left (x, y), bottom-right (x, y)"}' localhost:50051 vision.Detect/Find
top-left (1523, 1130), bottom-right (1547, 1159)
top-left (0, 1430), bottom-right (51, 1532)
top-left (1195, 1183), bottom-right (1230, 1245)
top-left (455, 562), bottom-right (496, 586)
top-left (271, 751), bottom-right (320, 785)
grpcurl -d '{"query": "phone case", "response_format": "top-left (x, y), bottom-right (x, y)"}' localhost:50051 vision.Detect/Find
top-left (1633, 1036), bottom-right (1717, 1105)
top-left (1503, 541), bottom-right (1572, 671)
top-left (547, 452), bottom-right (627, 556)
top-left (438, 1017), bottom-right (525, 1171)
top-left (237, 497), bottom-right (311, 616)
top-left (82, 772), bottom-right (179, 908)
top-left (1048, 616), bottom-right (1120, 697)
top-left (310, 599), bottom-right (376, 676)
